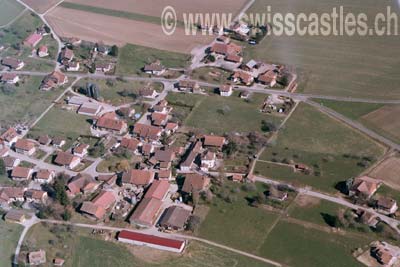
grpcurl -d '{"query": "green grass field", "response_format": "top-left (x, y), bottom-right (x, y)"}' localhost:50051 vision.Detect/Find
top-left (117, 44), bottom-right (190, 76)
top-left (0, 0), bottom-right (25, 26)
top-left (75, 78), bottom-right (163, 106)
top-left (315, 99), bottom-right (400, 144)
top-left (28, 105), bottom-right (92, 145)
top-left (167, 91), bottom-right (283, 134)
top-left (244, 0), bottom-right (400, 99)
top-left (22, 223), bottom-right (271, 267)
top-left (255, 103), bottom-right (385, 192)
top-left (0, 76), bottom-right (64, 126)
top-left (0, 220), bottom-right (23, 267)
top-left (190, 67), bottom-right (232, 84)
top-left (257, 221), bottom-right (368, 267)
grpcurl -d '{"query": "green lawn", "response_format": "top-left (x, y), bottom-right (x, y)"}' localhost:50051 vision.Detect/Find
top-left (244, 0), bottom-right (400, 99)
top-left (315, 99), bottom-right (400, 144)
top-left (117, 44), bottom-right (190, 76)
top-left (257, 221), bottom-right (368, 267)
top-left (0, 0), bottom-right (25, 26)
top-left (190, 67), bottom-right (232, 84)
top-left (255, 103), bottom-right (386, 192)
top-left (23, 223), bottom-right (271, 267)
top-left (198, 182), bottom-right (281, 253)
top-left (0, 220), bottom-right (23, 267)
top-left (168, 91), bottom-right (283, 134)
top-left (0, 76), bottom-right (64, 126)
top-left (75, 78), bottom-right (163, 105)
top-left (28, 105), bottom-right (92, 146)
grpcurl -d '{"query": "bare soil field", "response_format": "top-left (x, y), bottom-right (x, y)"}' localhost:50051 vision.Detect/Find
top-left (21, 0), bottom-right (60, 14)
top-left (369, 156), bottom-right (400, 189)
top-left (361, 105), bottom-right (400, 143)
top-left (45, 7), bottom-right (212, 53)
top-left (66, 0), bottom-right (248, 21)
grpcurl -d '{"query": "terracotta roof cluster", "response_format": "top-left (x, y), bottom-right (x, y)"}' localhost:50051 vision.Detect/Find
top-left (24, 33), bottom-right (43, 47)
top-left (232, 70), bottom-right (254, 84)
top-left (96, 113), bottom-right (127, 132)
top-left (67, 174), bottom-right (97, 195)
top-left (41, 71), bottom-right (67, 90)
top-left (15, 139), bottom-right (35, 151)
top-left (133, 123), bottom-right (162, 140)
top-left (210, 42), bottom-right (242, 55)
top-left (151, 112), bottom-right (168, 126)
top-left (0, 187), bottom-right (24, 203)
top-left (129, 197), bottom-right (162, 226)
top-left (144, 180), bottom-right (169, 200)
top-left (80, 190), bottom-right (116, 219)
top-left (122, 169), bottom-right (154, 186)
top-left (120, 137), bottom-right (141, 151)
top-left (154, 148), bottom-right (175, 162)
top-left (258, 70), bottom-right (277, 84)
top-left (54, 151), bottom-right (79, 166)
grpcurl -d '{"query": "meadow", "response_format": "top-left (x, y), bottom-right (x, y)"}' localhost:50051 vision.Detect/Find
top-left (254, 103), bottom-right (386, 192)
top-left (0, 0), bottom-right (25, 26)
top-left (244, 0), bottom-right (400, 99)
top-left (0, 220), bottom-right (23, 267)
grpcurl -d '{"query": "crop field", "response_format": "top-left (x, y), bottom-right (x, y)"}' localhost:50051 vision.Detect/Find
top-left (0, 76), bottom-right (64, 127)
top-left (254, 103), bottom-right (386, 192)
top-left (21, 0), bottom-right (60, 14)
top-left (65, 0), bottom-right (248, 22)
top-left (316, 99), bottom-right (400, 144)
top-left (22, 223), bottom-right (271, 267)
top-left (168, 91), bottom-right (284, 134)
top-left (0, 220), bottom-right (23, 267)
top-left (0, 0), bottom-right (25, 26)
top-left (45, 7), bottom-right (212, 53)
top-left (369, 156), bottom-right (400, 190)
top-left (244, 0), bottom-right (400, 99)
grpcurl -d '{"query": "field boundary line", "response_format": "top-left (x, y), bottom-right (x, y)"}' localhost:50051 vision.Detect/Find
top-left (0, 8), bottom-right (27, 29)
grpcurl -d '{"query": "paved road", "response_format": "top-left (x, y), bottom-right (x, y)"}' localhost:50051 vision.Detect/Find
top-left (255, 176), bottom-right (400, 234)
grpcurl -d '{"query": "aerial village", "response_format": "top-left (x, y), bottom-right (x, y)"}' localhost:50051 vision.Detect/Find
top-left (1, 12), bottom-right (400, 267)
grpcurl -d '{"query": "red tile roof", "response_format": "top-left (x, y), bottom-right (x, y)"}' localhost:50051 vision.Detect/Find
top-left (144, 180), bottom-right (169, 200)
top-left (119, 230), bottom-right (184, 250)
top-left (122, 169), bottom-right (154, 186)
top-left (15, 139), bottom-right (35, 151)
top-left (203, 135), bottom-right (225, 148)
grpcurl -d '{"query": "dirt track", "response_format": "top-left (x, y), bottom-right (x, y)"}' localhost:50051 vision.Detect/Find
top-left (21, 0), bottom-right (60, 13)
top-left (45, 7), bottom-right (213, 53)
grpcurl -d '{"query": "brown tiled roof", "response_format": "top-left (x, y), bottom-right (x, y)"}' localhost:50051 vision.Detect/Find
top-left (122, 169), bottom-right (154, 186)
top-left (67, 174), bottom-right (97, 195)
top-left (36, 169), bottom-right (53, 180)
top-left (54, 151), bottom-right (78, 166)
top-left (74, 143), bottom-right (89, 154)
top-left (182, 173), bottom-right (210, 193)
top-left (120, 138), bottom-right (141, 151)
top-left (144, 180), bottom-right (169, 200)
top-left (11, 166), bottom-right (31, 178)
top-left (258, 70), bottom-right (277, 83)
top-left (203, 135), bottom-right (225, 148)
top-left (133, 123), bottom-right (162, 140)
top-left (15, 139), bottom-right (35, 151)
top-left (97, 115), bottom-right (126, 131)
top-left (24, 189), bottom-right (46, 200)
top-left (151, 112), bottom-right (168, 126)
top-left (0, 128), bottom-right (17, 142)
top-left (129, 197), bottom-right (162, 226)
top-left (154, 148), bottom-right (175, 162)
top-left (1, 57), bottom-right (23, 69)
top-left (159, 206), bottom-right (191, 229)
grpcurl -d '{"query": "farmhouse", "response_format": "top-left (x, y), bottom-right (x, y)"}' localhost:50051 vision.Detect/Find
top-left (95, 62), bottom-right (113, 73)
top-left (38, 135), bottom-right (51, 146)
top-left (128, 197), bottom-right (163, 227)
top-left (35, 169), bottom-right (55, 184)
top-left (96, 112), bottom-right (128, 135)
top-left (177, 80), bottom-right (200, 92)
top-left (29, 250), bottom-right (46, 265)
top-left (67, 174), bottom-right (98, 196)
top-left (133, 123), bottom-right (163, 142)
top-left (350, 176), bottom-right (381, 198)
top-left (40, 71), bottom-right (68, 91)
top-left (0, 187), bottom-right (25, 205)
top-left (203, 135), bottom-right (226, 149)
top-left (1, 57), bottom-right (24, 70)
top-left (210, 42), bottom-right (242, 56)
top-left (377, 197), bottom-right (398, 214)
top-left (219, 84), bottom-right (233, 96)
top-left (60, 47), bottom-right (74, 63)
top-left (5, 209), bottom-right (26, 223)
top-left (144, 61), bottom-right (166, 75)
top-left (37, 46), bottom-right (49, 57)
top-left (144, 180), bottom-right (170, 200)
top-left (80, 190), bottom-right (116, 220)
top-left (77, 102), bottom-right (102, 116)
top-left (231, 71), bottom-right (254, 85)
top-left (54, 151), bottom-right (81, 169)
top-left (118, 230), bottom-right (186, 253)
top-left (73, 143), bottom-right (90, 157)
top-left (120, 137), bottom-right (142, 153)
top-left (1, 73), bottom-right (19, 84)
top-left (122, 169), bottom-right (154, 187)
top-left (11, 166), bottom-right (33, 181)
top-left (182, 173), bottom-right (210, 194)
top-left (25, 189), bottom-right (48, 203)
top-left (14, 139), bottom-right (36, 156)
top-left (3, 156), bottom-right (20, 170)
top-left (258, 70), bottom-right (277, 87)
top-left (139, 88), bottom-right (157, 99)
top-left (158, 206), bottom-right (191, 231)
top-left (0, 127), bottom-right (18, 147)
top-left (23, 33), bottom-right (43, 47)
